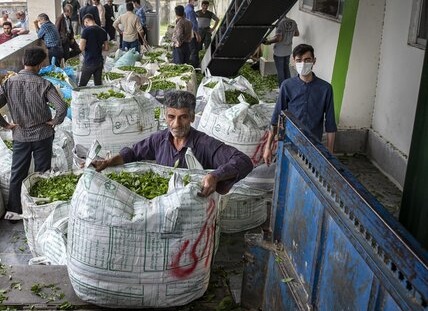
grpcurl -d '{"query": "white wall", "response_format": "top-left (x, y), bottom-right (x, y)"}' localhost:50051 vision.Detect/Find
top-left (287, 3), bottom-right (341, 82)
top-left (339, 0), bottom-right (386, 129)
top-left (27, 0), bottom-right (62, 30)
top-left (372, 0), bottom-right (424, 155)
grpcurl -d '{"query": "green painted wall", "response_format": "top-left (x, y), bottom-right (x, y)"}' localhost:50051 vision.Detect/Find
top-left (331, 0), bottom-right (360, 121)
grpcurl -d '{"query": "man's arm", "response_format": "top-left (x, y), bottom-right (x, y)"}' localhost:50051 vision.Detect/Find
top-left (136, 19), bottom-right (145, 41)
top-left (263, 125), bottom-right (278, 166)
top-left (103, 40), bottom-right (109, 51)
top-left (79, 37), bottom-right (86, 54)
top-left (113, 16), bottom-right (121, 34)
top-left (211, 13), bottom-right (220, 32)
top-left (324, 84), bottom-right (337, 154)
top-left (45, 85), bottom-right (67, 126)
top-left (263, 33), bottom-right (282, 45)
top-left (92, 154), bottom-right (124, 171)
top-left (198, 141), bottom-right (253, 197)
top-left (326, 132), bottom-right (335, 153)
top-left (294, 20), bottom-right (300, 36)
top-left (0, 89), bottom-right (16, 129)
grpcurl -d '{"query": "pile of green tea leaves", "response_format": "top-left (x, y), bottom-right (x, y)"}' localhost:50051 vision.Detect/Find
top-left (43, 71), bottom-right (67, 81)
top-left (30, 173), bottom-right (81, 204)
top-left (148, 80), bottom-right (176, 91)
top-left (65, 57), bottom-right (80, 67)
top-left (224, 89), bottom-right (258, 106)
top-left (144, 51), bottom-right (166, 62)
top-left (96, 89), bottom-right (125, 100)
top-left (237, 63), bottom-right (278, 96)
top-left (158, 64), bottom-right (192, 78)
top-left (118, 66), bottom-right (147, 75)
top-left (107, 171), bottom-right (170, 199)
top-left (154, 107), bottom-right (161, 120)
top-left (3, 140), bottom-right (13, 150)
top-left (204, 81), bottom-right (218, 89)
top-left (103, 72), bottom-right (125, 80)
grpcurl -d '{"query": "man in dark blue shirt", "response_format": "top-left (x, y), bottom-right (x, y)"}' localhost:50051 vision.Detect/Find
top-left (185, 0), bottom-right (201, 68)
top-left (79, 0), bottom-right (101, 29)
top-left (264, 44), bottom-right (337, 166)
top-left (79, 13), bottom-right (108, 86)
top-left (34, 13), bottom-right (64, 67)
top-left (92, 90), bottom-right (253, 197)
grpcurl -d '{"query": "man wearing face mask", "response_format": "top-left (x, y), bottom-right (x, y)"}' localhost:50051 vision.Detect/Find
top-left (263, 44), bottom-right (337, 165)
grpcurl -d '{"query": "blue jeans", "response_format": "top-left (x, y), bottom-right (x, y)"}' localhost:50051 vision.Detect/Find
top-left (122, 39), bottom-right (140, 53)
top-left (274, 54), bottom-right (291, 86)
top-left (173, 42), bottom-right (190, 65)
top-left (8, 136), bottom-right (54, 214)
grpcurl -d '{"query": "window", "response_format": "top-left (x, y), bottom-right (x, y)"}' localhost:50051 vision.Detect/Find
top-left (300, 0), bottom-right (345, 21)
top-left (409, 0), bottom-right (427, 49)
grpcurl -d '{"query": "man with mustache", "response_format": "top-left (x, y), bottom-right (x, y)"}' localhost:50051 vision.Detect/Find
top-left (92, 90), bottom-right (253, 197)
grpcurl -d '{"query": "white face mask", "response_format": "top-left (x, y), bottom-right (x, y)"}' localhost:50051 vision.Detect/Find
top-left (295, 62), bottom-right (313, 76)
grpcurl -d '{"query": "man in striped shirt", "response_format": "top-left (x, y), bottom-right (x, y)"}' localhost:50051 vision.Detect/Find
top-left (0, 47), bottom-right (68, 221)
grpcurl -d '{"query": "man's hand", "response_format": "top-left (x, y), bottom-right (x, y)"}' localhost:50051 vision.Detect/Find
top-left (4, 123), bottom-right (17, 130)
top-left (198, 173), bottom-right (218, 197)
top-left (91, 159), bottom-right (109, 172)
top-left (263, 144), bottom-right (273, 166)
top-left (45, 120), bottom-right (56, 128)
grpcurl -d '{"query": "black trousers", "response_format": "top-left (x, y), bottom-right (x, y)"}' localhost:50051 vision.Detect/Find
top-left (79, 62), bottom-right (103, 86)
top-left (189, 37), bottom-right (199, 68)
top-left (62, 38), bottom-right (81, 60)
top-left (8, 136), bottom-right (54, 214)
top-left (47, 46), bottom-right (64, 67)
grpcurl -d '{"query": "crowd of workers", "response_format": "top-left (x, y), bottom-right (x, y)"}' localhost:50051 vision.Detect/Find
top-left (0, 1), bottom-right (337, 224)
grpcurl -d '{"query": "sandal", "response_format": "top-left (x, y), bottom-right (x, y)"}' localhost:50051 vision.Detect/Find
top-left (4, 211), bottom-right (23, 221)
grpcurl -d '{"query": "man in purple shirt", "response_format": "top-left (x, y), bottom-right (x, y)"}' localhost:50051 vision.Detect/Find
top-left (93, 90), bottom-right (253, 197)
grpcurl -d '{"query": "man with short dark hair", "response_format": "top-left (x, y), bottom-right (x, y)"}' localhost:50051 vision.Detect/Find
top-left (93, 90), bottom-right (254, 197)
top-left (0, 47), bottom-right (68, 222)
top-left (196, 0), bottom-right (219, 51)
top-left (34, 13), bottom-right (64, 67)
top-left (264, 44), bottom-right (337, 166)
top-left (79, 0), bottom-right (101, 29)
top-left (185, 0), bottom-right (201, 68)
top-left (104, 0), bottom-right (116, 41)
top-left (0, 21), bottom-right (14, 44)
top-left (133, 0), bottom-right (148, 40)
top-left (113, 2), bottom-right (145, 53)
top-left (263, 15), bottom-right (299, 85)
top-left (172, 5), bottom-right (192, 64)
top-left (79, 13), bottom-right (109, 86)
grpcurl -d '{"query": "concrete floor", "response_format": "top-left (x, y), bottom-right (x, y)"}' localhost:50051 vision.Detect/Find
top-left (0, 153), bottom-right (402, 310)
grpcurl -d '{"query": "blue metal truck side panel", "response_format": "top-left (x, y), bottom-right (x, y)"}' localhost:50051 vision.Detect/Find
top-left (317, 217), bottom-right (373, 310)
top-left (241, 113), bottom-right (428, 311)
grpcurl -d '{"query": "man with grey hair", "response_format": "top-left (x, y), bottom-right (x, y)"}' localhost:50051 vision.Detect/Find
top-left (34, 13), bottom-right (64, 66)
top-left (93, 90), bottom-right (253, 197)
top-left (14, 10), bottom-right (29, 34)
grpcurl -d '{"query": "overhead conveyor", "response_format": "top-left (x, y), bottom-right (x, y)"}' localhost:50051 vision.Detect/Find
top-left (200, 0), bottom-right (298, 77)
